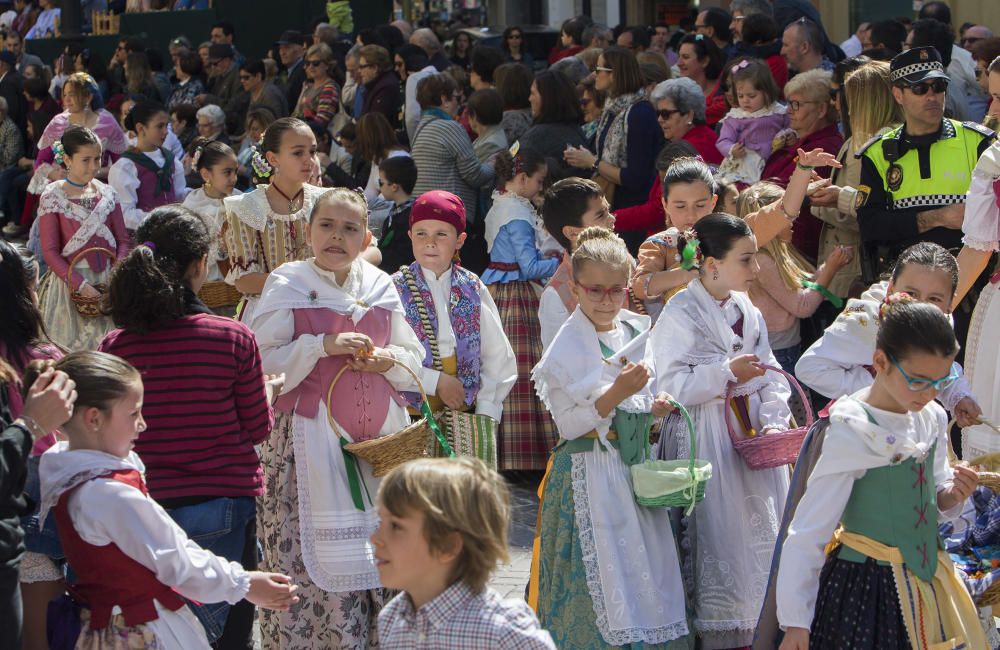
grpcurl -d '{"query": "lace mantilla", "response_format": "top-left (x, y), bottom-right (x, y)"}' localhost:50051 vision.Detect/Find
top-left (28, 163), bottom-right (57, 195)
top-left (570, 455), bottom-right (690, 645)
top-left (225, 183), bottom-right (328, 231)
top-left (39, 180), bottom-right (116, 224)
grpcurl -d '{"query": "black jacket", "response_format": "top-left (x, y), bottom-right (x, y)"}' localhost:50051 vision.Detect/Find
top-left (284, 59), bottom-right (307, 113)
top-left (0, 386), bottom-right (30, 569)
top-left (0, 71), bottom-right (26, 133)
top-left (362, 71), bottom-right (403, 130)
top-left (377, 200), bottom-right (415, 274)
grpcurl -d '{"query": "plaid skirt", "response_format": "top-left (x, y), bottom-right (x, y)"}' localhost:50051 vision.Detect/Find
top-left (489, 280), bottom-right (557, 470)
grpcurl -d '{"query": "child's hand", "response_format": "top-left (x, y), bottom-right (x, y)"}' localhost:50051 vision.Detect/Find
top-left (612, 362), bottom-right (651, 399)
top-left (730, 143), bottom-right (746, 159)
top-left (264, 373), bottom-right (285, 405)
top-left (805, 177), bottom-right (832, 197)
top-left (796, 147), bottom-right (843, 170)
top-left (245, 572), bottom-right (300, 611)
top-left (651, 392), bottom-right (676, 418)
top-left (779, 627), bottom-right (809, 650)
top-left (324, 332), bottom-right (374, 358)
top-left (729, 354), bottom-right (765, 383)
top-left (823, 245), bottom-right (853, 270)
top-left (809, 185), bottom-right (841, 207)
top-left (77, 283), bottom-right (101, 299)
top-left (436, 373), bottom-right (467, 410)
top-left (21, 369), bottom-right (76, 435)
top-left (939, 464), bottom-right (978, 511)
top-left (954, 396), bottom-right (983, 429)
top-left (345, 347), bottom-right (394, 373)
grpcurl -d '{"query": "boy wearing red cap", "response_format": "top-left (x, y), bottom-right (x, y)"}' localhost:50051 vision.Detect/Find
top-left (392, 190), bottom-right (516, 432)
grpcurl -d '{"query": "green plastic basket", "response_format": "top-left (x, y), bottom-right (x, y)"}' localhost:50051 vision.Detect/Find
top-left (631, 399), bottom-right (713, 514)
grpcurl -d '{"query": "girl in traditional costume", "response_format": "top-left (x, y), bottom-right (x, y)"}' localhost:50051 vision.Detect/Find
top-left (390, 189), bottom-right (516, 423)
top-left (109, 101), bottom-right (187, 232)
top-left (532, 227), bottom-right (690, 649)
top-left (795, 242), bottom-right (980, 426)
top-left (773, 297), bottom-right (984, 650)
top-left (224, 117), bottom-right (328, 324)
top-left (182, 139), bottom-right (240, 283)
top-left (250, 188), bottom-right (425, 648)
top-left (37, 126), bottom-right (128, 351)
top-left (481, 146), bottom-right (559, 470)
top-left (955, 136), bottom-right (1000, 450)
top-left (650, 212), bottom-right (792, 649)
top-left (34, 352), bottom-right (298, 649)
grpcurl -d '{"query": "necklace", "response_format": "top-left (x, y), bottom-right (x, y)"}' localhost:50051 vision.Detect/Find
top-left (270, 183), bottom-right (304, 213)
top-left (65, 177), bottom-right (88, 188)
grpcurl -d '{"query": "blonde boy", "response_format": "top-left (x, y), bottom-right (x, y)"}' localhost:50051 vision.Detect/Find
top-left (372, 458), bottom-right (555, 649)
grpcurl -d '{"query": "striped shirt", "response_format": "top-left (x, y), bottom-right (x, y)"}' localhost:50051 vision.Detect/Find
top-left (411, 114), bottom-right (494, 223)
top-left (99, 313), bottom-right (273, 500)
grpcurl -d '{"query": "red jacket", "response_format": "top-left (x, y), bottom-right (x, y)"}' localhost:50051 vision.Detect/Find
top-left (614, 175), bottom-right (663, 236)
top-left (548, 45), bottom-right (584, 65)
top-left (684, 124), bottom-right (724, 165)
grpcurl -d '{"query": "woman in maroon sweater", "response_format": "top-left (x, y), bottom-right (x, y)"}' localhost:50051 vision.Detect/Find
top-left (99, 206), bottom-right (280, 649)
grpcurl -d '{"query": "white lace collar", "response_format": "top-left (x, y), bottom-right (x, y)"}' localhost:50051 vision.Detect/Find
top-left (39, 180), bottom-right (118, 257)
top-left (721, 102), bottom-right (788, 121)
top-left (224, 183), bottom-right (328, 231)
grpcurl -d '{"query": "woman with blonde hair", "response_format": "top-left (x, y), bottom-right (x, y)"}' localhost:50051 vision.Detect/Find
top-left (809, 60), bottom-right (902, 301)
top-left (293, 43), bottom-right (339, 130)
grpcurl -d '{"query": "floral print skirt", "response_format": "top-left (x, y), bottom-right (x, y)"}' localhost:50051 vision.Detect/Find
top-left (257, 414), bottom-right (388, 649)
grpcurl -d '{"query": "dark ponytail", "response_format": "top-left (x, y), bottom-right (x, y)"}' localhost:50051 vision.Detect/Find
top-left (189, 137), bottom-right (236, 171)
top-left (494, 147), bottom-right (546, 185)
top-left (106, 206), bottom-right (210, 334)
top-left (61, 125), bottom-right (101, 158)
top-left (688, 212), bottom-right (752, 261)
top-left (877, 295), bottom-right (959, 361)
top-left (0, 239), bottom-right (49, 370)
top-left (123, 100), bottom-right (167, 132)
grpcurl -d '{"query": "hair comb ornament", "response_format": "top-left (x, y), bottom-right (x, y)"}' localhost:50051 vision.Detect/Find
top-left (879, 292), bottom-right (914, 321)
top-left (679, 229), bottom-right (703, 271)
top-left (190, 144), bottom-right (205, 169)
top-left (250, 147), bottom-right (273, 178)
top-left (51, 139), bottom-right (65, 167)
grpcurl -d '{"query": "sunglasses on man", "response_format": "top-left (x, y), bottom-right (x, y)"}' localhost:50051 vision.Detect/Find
top-left (902, 79), bottom-right (948, 95)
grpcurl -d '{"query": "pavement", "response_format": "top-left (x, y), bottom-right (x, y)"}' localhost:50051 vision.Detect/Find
top-left (489, 473), bottom-right (541, 600)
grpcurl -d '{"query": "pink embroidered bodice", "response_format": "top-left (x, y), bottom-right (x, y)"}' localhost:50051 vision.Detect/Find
top-left (274, 306), bottom-right (402, 442)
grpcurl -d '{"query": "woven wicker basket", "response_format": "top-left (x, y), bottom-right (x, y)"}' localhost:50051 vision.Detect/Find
top-left (631, 399), bottom-right (712, 514)
top-left (198, 280), bottom-right (242, 309)
top-left (725, 365), bottom-right (813, 470)
top-left (325, 355), bottom-right (434, 477)
top-left (68, 247), bottom-right (115, 318)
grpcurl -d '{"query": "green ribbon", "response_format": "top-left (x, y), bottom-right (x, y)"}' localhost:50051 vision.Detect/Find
top-left (340, 438), bottom-right (371, 511)
top-left (680, 236), bottom-right (701, 271)
top-left (800, 278), bottom-right (844, 308)
top-left (421, 401), bottom-right (455, 458)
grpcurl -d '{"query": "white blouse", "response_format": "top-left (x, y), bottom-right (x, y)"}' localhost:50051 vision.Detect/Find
top-left (416, 265), bottom-right (516, 421)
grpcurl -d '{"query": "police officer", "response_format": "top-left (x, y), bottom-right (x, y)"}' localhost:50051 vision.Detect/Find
top-left (856, 46), bottom-right (994, 283)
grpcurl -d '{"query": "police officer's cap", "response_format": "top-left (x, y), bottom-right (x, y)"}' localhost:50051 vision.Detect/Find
top-left (889, 46), bottom-right (950, 86)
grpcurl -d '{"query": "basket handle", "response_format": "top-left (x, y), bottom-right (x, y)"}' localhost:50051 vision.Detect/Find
top-left (724, 363), bottom-right (815, 445)
top-left (324, 353), bottom-right (454, 457)
top-left (668, 399), bottom-right (697, 478)
top-left (67, 246), bottom-right (115, 287)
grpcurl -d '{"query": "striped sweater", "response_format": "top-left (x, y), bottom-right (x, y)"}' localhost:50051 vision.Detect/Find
top-left (98, 313), bottom-right (273, 500)
top-left (411, 113), bottom-right (494, 222)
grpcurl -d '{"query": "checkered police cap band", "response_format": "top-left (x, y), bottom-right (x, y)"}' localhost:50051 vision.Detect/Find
top-left (890, 61), bottom-right (944, 83)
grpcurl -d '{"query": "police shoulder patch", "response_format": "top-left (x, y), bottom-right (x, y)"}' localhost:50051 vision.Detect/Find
top-left (854, 132), bottom-right (887, 159)
top-left (854, 184), bottom-right (871, 210)
top-left (961, 121), bottom-right (997, 140)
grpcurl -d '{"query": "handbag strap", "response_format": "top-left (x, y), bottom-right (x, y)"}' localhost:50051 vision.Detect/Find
top-left (401, 266), bottom-right (444, 372)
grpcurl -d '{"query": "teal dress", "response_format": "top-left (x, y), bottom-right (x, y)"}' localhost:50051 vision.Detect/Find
top-left (534, 319), bottom-right (692, 649)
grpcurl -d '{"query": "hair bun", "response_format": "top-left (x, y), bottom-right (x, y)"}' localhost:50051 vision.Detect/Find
top-left (879, 291), bottom-right (915, 321)
top-left (575, 226), bottom-right (616, 246)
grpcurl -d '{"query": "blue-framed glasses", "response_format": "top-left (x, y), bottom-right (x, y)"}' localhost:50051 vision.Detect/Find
top-left (888, 354), bottom-right (958, 392)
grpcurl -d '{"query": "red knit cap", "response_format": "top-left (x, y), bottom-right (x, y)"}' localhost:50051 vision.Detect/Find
top-left (409, 190), bottom-right (466, 233)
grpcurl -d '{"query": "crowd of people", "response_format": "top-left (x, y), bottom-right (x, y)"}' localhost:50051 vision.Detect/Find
top-left (4, 1), bottom-right (1000, 649)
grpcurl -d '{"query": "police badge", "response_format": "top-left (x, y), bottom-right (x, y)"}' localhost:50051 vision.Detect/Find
top-left (887, 164), bottom-right (903, 191)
